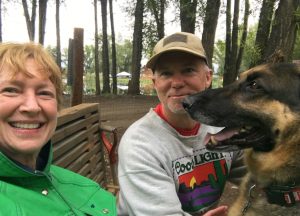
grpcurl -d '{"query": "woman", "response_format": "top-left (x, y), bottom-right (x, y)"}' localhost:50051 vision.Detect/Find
top-left (0, 42), bottom-right (116, 215)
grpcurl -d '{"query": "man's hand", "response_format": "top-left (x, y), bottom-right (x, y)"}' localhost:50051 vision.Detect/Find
top-left (203, 205), bottom-right (228, 216)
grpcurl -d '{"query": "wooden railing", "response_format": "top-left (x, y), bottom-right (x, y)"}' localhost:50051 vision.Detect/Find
top-left (52, 103), bottom-right (119, 194)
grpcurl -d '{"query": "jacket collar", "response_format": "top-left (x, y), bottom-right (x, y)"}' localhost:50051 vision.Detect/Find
top-left (0, 141), bottom-right (52, 177)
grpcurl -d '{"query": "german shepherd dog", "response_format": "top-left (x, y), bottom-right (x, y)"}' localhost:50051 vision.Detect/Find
top-left (182, 63), bottom-right (300, 216)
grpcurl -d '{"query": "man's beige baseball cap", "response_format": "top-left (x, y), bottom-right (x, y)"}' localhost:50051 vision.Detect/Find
top-left (146, 32), bottom-right (208, 70)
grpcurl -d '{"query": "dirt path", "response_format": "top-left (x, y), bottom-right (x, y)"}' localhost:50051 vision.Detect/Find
top-left (85, 95), bottom-right (159, 137)
top-left (63, 95), bottom-right (159, 136)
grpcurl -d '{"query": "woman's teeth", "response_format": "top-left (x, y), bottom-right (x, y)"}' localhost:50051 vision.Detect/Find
top-left (11, 123), bottom-right (41, 129)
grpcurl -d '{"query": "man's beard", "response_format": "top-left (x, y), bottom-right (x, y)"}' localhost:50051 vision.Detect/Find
top-left (167, 101), bottom-right (187, 114)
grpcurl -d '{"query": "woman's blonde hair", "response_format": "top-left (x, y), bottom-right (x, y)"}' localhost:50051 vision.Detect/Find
top-left (0, 42), bottom-right (63, 107)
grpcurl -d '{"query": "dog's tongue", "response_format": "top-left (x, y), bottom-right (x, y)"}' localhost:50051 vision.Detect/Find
top-left (204, 128), bottom-right (239, 144)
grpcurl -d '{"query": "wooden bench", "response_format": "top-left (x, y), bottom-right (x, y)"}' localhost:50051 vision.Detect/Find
top-left (52, 103), bottom-right (119, 194)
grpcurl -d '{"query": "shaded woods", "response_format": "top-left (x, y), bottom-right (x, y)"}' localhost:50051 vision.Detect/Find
top-left (1, 0), bottom-right (300, 94)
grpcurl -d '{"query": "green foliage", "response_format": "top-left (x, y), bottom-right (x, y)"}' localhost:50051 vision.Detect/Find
top-left (143, 0), bottom-right (166, 59)
top-left (143, 18), bottom-right (160, 58)
top-left (196, 0), bottom-right (207, 25)
top-left (213, 24), bottom-right (261, 77)
top-left (45, 45), bottom-right (57, 59)
top-left (239, 25), bottom-right (261, 71)
top-left (212, 75), bottom-right (223, 88)
top-left (213, 40), bottom-right (225, 76)
top-left (84, 45), bottom-right (96, 73)
top-left (45, 45), bottom-right (68, 70)
top-left (56, 37), bottom-right (132, 74)
top-left (121, 0), bottom-right (136, 17)
top-left (212, 40), bottom-right (224, 88)
top-left (54, 35), bottom-right (133, 95)
top-left (116, 39), bottom-right (133, 72)
top-left (292, 30), bottom-right (300, 60)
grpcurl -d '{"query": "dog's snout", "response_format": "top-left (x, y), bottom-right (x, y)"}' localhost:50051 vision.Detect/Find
top-left (182, 96), bottom-right (194, 110)
top-left (182, 101), bottom-right (191, 110)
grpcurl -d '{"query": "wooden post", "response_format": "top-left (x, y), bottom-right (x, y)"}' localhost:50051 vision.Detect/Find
top-left (67, 38), bottom-right (73, 86)
top-left (71, 28), bottom-right (84, 106)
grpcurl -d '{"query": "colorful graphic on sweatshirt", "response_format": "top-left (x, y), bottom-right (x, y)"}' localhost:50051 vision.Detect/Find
top-left (173, 150), bottom-right (230, 213)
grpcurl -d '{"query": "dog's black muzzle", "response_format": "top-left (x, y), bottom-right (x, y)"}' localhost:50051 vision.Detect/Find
top-left (182, 96), bottom-right (195, 113)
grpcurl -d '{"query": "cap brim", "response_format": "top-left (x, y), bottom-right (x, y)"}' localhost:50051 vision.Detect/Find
top-left (146, 47), bottom-right (207, 70)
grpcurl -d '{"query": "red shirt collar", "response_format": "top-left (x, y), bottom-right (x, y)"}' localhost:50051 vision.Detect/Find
top-left (154, 103), bottom-right (200, 136)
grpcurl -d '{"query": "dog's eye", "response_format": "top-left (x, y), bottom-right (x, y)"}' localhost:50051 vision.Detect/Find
top-left (246, 80), bottom-right (262, 91)
top-left (246, 80), bottom-right (260, 91)
top-left (249, 81), bottom-right (258, 89)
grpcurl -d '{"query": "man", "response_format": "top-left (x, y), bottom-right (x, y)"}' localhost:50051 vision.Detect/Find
top-left (117, 32), bottom-right (245, 215)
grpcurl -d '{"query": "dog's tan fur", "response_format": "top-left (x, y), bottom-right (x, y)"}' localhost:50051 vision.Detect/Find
top-left (183, 63), bottom-right (300, 216)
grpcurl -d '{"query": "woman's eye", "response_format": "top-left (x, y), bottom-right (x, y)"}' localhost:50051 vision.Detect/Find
top-left (39, 90), bottom-right (55, 98)
top-left (2, 87), bottom-right (19, 94)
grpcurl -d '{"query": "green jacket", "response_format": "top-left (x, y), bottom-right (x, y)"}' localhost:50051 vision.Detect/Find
top-left (0, 142), bottom-right (116, 216)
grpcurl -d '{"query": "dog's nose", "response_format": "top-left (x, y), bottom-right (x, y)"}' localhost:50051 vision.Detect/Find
top-left (182, 97), bottom-right (194, 111)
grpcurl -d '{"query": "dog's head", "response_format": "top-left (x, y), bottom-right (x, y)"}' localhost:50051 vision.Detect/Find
top-left (183, 63), bottom-right (300, 153)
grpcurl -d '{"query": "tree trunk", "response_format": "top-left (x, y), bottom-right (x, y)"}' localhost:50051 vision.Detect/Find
top-left (201, 0), bottom-right (221, 68)
top-left (100, 0), bottom-right (111, 93)
top-left (251, 0), bottom-right (276, 66)
top-left (223, 0), bottom-right (232, 86)
top-left (230, 0), bottom-right (240, 75)
top-left (128, 0), bottom-right (144, 95)
top-left (149, 0), bottom-right (165, 39)
top-left (67, 38), bottom-right (73, 86)
top-left (236, 0), bottom-right (249, 72)
top-left (22, 0), bottom-right (37, 41)
top-left (94, 0), bottom-right (101, 95)
top-left (71, 28), bottom-right (84, 106)
top-left (223, 0), bottom-right (240, 86)
top-left (158, 0), bottom-right (165, 39)
top-left (263, 0), bottom-right (300, 63)
top-left (55, 0), bottom-right (61, 69)
top-left (180, 0), bottom-right (197, 33)
top-left (38, 0), bottom-right (48, 45)
top-left (109, 0), bottom-right (117, 94)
